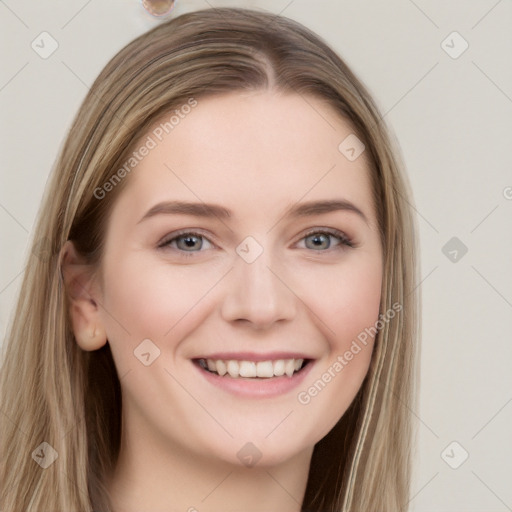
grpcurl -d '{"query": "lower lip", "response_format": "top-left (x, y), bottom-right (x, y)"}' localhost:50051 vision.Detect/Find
top-left (192, 360), bottom-right (315, 398)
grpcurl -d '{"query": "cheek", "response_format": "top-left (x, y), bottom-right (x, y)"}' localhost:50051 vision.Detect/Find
top-left (293, 255), bottom-right (382, 438)
top-left (329, 265), bottom-right (382, 351)
top-left (302, 252), bottom-right (383, 352)
top-left (99, 253), bottom-right (225, 359)
top-left (324, 255), bottom-right (382, 377)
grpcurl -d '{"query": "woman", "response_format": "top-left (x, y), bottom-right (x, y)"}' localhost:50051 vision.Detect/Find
top-left (0, 7), bottom-right (420, 512)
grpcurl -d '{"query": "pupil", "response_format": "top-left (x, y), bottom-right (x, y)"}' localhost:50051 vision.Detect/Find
top-left (308, 234), bottom-right (329, 250)
top-left (180, 235), bottom-right (201, 250)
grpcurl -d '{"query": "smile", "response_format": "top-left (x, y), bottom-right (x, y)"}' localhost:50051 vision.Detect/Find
top-left (192, 354), bottom-right (315, 398)
top-left (197, 357), bottom-right (309, 378)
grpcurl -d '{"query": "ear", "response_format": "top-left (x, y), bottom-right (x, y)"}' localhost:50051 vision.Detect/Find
top-left (59, 240), bottom-right (107, 351)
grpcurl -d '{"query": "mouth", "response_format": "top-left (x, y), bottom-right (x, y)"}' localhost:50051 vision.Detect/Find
top-left (191, 354), bottom-right (315, 398)
top-left (194, 357), bottom-right (312, 379)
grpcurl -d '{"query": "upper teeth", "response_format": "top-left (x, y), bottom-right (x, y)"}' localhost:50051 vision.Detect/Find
top-left (199, 358), bottom-right (304, 378)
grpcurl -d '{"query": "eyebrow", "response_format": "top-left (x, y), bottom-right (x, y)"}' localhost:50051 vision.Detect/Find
top-left (137, 199), bottom-right (368, 225)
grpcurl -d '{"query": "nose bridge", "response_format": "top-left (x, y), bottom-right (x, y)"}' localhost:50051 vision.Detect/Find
top-left (220, 236), bottom-right (296, 327)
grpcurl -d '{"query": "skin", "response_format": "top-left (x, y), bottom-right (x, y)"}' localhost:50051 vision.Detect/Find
top-left (61, 90), bottom-right (383, 512)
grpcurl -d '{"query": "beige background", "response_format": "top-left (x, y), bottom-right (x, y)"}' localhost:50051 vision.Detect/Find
top-left (1, 1), bottom-right (511, 510)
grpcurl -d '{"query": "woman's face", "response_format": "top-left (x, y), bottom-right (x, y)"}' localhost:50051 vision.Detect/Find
top-left (94, 91), bottom-right (382, 467)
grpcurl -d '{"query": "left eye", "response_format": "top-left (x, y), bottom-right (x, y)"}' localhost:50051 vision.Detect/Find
top-left (298, 230), bottom-right (353, 251)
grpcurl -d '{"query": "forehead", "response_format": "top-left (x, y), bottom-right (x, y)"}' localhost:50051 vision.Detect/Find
top-left (110, 91), bottom-right (375, 227)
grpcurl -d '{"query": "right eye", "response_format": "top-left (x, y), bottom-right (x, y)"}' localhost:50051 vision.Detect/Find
top-left (158, 230), bottom-right (214, 256)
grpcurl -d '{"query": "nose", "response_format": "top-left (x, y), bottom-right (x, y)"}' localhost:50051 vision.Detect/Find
top-left (220, 246), bottom-right (297, 329)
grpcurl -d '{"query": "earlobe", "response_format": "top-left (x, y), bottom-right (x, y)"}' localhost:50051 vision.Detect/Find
top-left (59, 240), bottom-right (107, 351)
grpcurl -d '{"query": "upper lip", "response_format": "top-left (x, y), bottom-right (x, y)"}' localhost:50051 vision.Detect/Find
top-left (193, 351), bottom-right (315, 362)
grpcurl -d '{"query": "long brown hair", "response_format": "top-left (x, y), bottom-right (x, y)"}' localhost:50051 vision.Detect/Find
top-left (0, 7), bottom-right (420, 511)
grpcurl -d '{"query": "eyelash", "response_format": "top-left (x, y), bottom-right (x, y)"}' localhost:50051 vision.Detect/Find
top-left (157, 228), bottom-right (354, 257)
